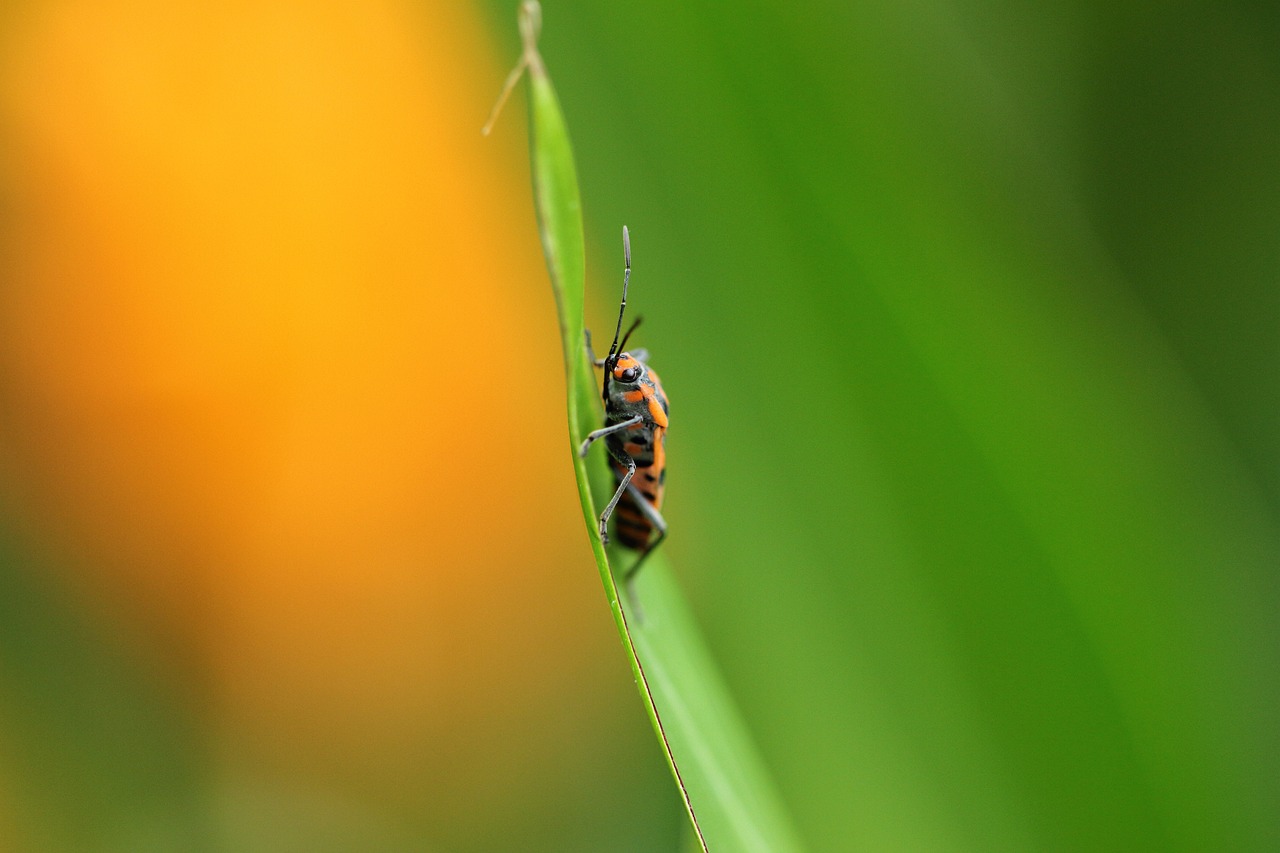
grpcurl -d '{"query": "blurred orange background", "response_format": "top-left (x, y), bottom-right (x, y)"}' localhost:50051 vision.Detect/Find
top-left (0, 2), bottom-right (674, 849)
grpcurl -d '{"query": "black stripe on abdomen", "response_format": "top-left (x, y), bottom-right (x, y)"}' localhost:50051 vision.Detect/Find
top-left (613, 495), bottom-right (652, 550)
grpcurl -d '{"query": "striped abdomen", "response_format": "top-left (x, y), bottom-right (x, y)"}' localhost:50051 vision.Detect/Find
top-left (603, 362), bottom-right (668, 551)
top-left (610, 423), bottom-right (666, 550)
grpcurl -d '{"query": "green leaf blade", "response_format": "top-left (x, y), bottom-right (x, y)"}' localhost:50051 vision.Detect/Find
top-left (509, 4), bottom-right (807, 850)
top-left (631, 564), bottom-right (806, 853)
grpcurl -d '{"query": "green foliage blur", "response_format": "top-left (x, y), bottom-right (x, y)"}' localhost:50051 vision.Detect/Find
top-left (485, 1), bottom-right (1280, 850)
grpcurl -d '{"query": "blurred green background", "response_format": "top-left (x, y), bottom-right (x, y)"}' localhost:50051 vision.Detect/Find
top-left (483, 0), bottom-right (1280, 850)
top-left (0, 0), bottom-right (1276, 850)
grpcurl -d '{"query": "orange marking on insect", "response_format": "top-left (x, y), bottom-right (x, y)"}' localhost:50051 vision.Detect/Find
top-left (650, 427), bottom-right (667, 486)
top-left (623, 389), bottom-right (645, 403)
top-left (647, 395), bottom-right (668, 427)
top-left (613, 355), bottom-right (639, 378)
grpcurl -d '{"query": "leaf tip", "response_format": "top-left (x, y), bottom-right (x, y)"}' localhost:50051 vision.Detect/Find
top-left (481, 0), bottom-right (546, 135)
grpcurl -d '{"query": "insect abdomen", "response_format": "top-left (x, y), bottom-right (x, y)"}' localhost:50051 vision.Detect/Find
top-left (609, 421), bottom-right (665, 550)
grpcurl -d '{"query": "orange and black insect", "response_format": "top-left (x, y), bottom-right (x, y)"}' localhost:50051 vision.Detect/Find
top-left (579, 226), bottom-right (669, 599)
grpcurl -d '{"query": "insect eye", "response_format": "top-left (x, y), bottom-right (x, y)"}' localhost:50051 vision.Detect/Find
top-left (618, 367), bottom-right (641, 383)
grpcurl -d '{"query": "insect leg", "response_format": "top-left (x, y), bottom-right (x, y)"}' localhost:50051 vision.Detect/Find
top-left (577, 415), bottom-right (643, 458)
top-left (598, 457), bottom-right (637, 545)
top-left (584, 329), bottom-right (607, 367)
top-left (621, 483), bottom-right (667, 602)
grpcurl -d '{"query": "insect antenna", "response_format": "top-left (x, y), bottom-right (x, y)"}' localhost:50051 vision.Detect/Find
top-left (601, 226), bottom-right (633, 400)
top-left (617, 316), bottom-right (644, 355)
top-left (605, 226), bottom-right (633, 364)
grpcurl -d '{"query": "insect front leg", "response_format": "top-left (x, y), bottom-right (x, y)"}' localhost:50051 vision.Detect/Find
top-left (584, 329), bottom-right (607, 367)
top-left (577, 415), bottom-right (643, 458)
top-left (598, 456), bottom-right (637, 545)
